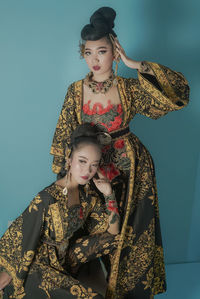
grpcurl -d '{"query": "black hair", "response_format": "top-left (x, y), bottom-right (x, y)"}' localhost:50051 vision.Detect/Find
top-left (58, 123), bottom-right (102, 179)
top-left (81, 7), bottom-right (117, 41)
top-left (69, 123), bottom-right (102, 151)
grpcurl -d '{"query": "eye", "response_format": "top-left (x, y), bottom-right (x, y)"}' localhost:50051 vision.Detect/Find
top-left (92, 163), bottom-right (99, 168)
top-left (84, 51), bottom-right (91, 56)
top-left (99, 50), bottom-right (107, 55)
top-left (79, 160), bottom-right (87, 164)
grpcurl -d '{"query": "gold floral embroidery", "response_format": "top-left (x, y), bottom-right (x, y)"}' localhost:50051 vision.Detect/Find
top-left (70, 284), bottom-right (98, 298)
top-left (18, 250), bottom-right (34, 272)
top-left (82, 239), bottom-right (89, 246)
top-left (142, 267), bottom-right (154, 290)
top-left (50, 203), bottom-right (64, 242)
top-left (28, 195), bottom-right (42, 213)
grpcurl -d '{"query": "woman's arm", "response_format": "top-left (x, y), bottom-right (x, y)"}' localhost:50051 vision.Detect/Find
top-left (114, 37), bottom-right (189, 119)
top-left (114, 38), bottom-right (154, 75)
top-left (93, 171), bottom-right (120, 235)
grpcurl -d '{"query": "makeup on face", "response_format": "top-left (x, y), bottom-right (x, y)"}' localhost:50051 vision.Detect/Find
top-left (84, 39), bottom-right (114, 80)
top-left (69, 144), bottom-right (101, 185)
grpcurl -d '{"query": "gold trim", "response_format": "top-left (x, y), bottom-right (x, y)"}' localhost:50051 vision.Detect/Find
top-left (0, 256), bottom-right (25, 298)
top-left (148, 62), bottom-right (181, 101)
top-left (50, 146), bottom-right (64, 156)
top-left (75, 80), bottom-right (83, 125)
top-left (106, 137), bottom-right (136, 298)
top-left (52, 164), bottom-right (61, 174)
top-left (138, 62), bottom-right (184, 110)
top-left (138, 72), bottom-right (182, 111)
top-left (117, 77), bottom-right (129, 126)
top-left (50, 203), bottom-right (64, 242)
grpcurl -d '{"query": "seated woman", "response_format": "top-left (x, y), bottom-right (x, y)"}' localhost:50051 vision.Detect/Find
top-left (0, 123), bottom-right (120, 299)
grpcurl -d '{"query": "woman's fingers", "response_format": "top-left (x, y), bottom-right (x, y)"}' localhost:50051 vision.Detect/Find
top-left (96, 169), bottom-right (107, 180)
top-left (0, 272), bottom-right (12, 289)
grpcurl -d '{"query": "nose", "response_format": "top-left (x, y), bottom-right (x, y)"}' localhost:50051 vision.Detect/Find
top-left (92, 54), bottom-right (99, 63)
top-left (88, 164), bottom-right (92, 173)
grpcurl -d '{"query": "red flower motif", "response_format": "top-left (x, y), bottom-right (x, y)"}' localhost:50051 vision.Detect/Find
top-left (79, 207), bottom-right (83, 219)
top-left (117, 104), bottom-right (123, 114)
top-left (107, 200), bottom-right (119, 213)
top-left (99, 163), bottom-right (120, 181)
top-left (83, 100), bottom-right (114, 115)
top-left (108, 115), bottom-right (123, 132)
top-left (114, 139), bottom-right (125, 149)
top-left (102, 145), bottom-right (111, 153)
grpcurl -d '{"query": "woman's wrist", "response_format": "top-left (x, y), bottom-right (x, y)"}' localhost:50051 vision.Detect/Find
top-left (138, 61), bottom-right (155, 75)
top-left (125, 58), bottom-right (141, 69)
top-left (104, 191), bottom-right (115, 201)
top-left (104, 192), bottom-right (119, 215)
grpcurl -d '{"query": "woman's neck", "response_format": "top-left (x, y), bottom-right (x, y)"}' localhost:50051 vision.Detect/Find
top-left (92, 70), bottom-right (113, 82)
top-left (57, 174), bottom-right (79, 190)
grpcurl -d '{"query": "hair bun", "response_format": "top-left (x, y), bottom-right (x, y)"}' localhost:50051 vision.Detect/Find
top-left (81, 7), bottom-right (117, 41)
top-left (70, 123), bottom-right (98, 146)
top-left (90, 7), bottom-right (116, 30)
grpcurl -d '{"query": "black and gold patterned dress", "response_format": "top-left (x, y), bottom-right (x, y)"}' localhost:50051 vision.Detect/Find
top-left (0, 183), bottom-right (119, 299)
top-left (50, 62), bottom-right (190, 298)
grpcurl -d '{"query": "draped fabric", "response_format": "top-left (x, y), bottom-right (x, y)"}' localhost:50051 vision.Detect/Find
top-left (50, 61), bottom-right (189, 298)
top-left (0, 184), bottom-right (118, 298)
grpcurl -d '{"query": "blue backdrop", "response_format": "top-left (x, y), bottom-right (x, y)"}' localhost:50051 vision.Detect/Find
top-left (0, 0), bottom-right (199, 265)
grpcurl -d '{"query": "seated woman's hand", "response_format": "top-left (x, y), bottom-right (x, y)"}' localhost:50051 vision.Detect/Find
top-left (92, 170), bottom-right (112, 196)
top-left (0, 271), bottom-right (12, 290)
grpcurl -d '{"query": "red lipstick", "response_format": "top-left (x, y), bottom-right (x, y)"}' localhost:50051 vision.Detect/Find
top-left (81, 176), bottom-right (89, 180)
top-left (93, 66), bottom-right (100, 71)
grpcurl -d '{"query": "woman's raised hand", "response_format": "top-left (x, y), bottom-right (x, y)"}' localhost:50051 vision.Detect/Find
top-left (92, 170), bottom-right (112, 196)
top-left (0, 271), bottom-right (12, 291)
top-left (114, 38), bottom-right (141, 70)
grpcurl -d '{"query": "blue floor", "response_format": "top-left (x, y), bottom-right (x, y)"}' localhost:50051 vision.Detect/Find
top-left (157, 263), bottom-right (200, 299)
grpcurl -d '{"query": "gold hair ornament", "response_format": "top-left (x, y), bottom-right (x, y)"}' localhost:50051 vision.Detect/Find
top-left (109, 33), bottom-right (120, 85)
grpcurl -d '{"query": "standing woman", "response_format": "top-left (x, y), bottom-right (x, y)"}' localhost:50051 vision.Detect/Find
top-left (50, 7), bottom-right (190, 299)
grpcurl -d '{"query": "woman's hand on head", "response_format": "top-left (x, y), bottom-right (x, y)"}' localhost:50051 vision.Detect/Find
top-left (114, 38), bottom-right (141, 70)
top-left (92, 170), bottom-right (112, 196)
top-left (0, 271), bottom-right (12, 290)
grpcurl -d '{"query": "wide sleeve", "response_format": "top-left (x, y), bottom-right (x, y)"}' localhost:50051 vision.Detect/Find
top-left (126, 61), bottom-right (190, 119)
top-left (85, 194), bottom-right (110, 235)
top-left (50, 83), bottom-right (80, 174)
top-left (0, 191), bottom-right (49, 297)
top-left (66, 192), bottom-right (120, 271)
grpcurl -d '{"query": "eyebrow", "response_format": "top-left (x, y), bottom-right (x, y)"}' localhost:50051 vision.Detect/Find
top-left (84, 46), bottom-right (108, 51)
top-left (78, 155), bottom-right (100, 162)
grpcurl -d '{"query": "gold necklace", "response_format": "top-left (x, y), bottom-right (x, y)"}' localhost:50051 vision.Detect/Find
top-left (84, 71), bottom-right (115, 94)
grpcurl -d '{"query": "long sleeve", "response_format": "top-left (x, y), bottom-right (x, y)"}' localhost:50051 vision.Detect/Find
top-left (85, 193), bottom-right (110, 235)
top-left (50, 83), bottom-right (80, 174)
top-left (125, 61), bottom-right (190, 119)
top-left (66, 193), bottom-right (120, 271)
top-left (0, 191), bottom-right (49, 297)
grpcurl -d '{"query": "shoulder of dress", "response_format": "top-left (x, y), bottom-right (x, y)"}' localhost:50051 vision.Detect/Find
top-left (117, 76), bottom-right (138, 85)
top-left (66, 80), bottom-right (83, 94)
top-left (70, 79), bottom-right (83, 87)
top-left (38, 183), bottom-right (58, 203)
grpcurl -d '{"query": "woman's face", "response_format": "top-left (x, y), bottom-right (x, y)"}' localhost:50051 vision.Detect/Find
top-left (69, 143), bottom-right (101, 185)
top-left (84, 37), bottom-right (114, 78)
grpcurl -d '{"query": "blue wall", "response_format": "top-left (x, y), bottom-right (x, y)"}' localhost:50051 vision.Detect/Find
top-left (0, 0), bottom-right (199, 264)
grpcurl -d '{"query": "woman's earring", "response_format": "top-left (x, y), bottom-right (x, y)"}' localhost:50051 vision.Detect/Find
top-left (113, 62), bottom-right (118, 86)
top-left (63, 186), bottom-right (68, 196)
top-left (65, 160), bottom-right (70, 173)
top-left (113, 54), bottom-right (120, 86)
top-left (65, 147), bottom-right (71, 173)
